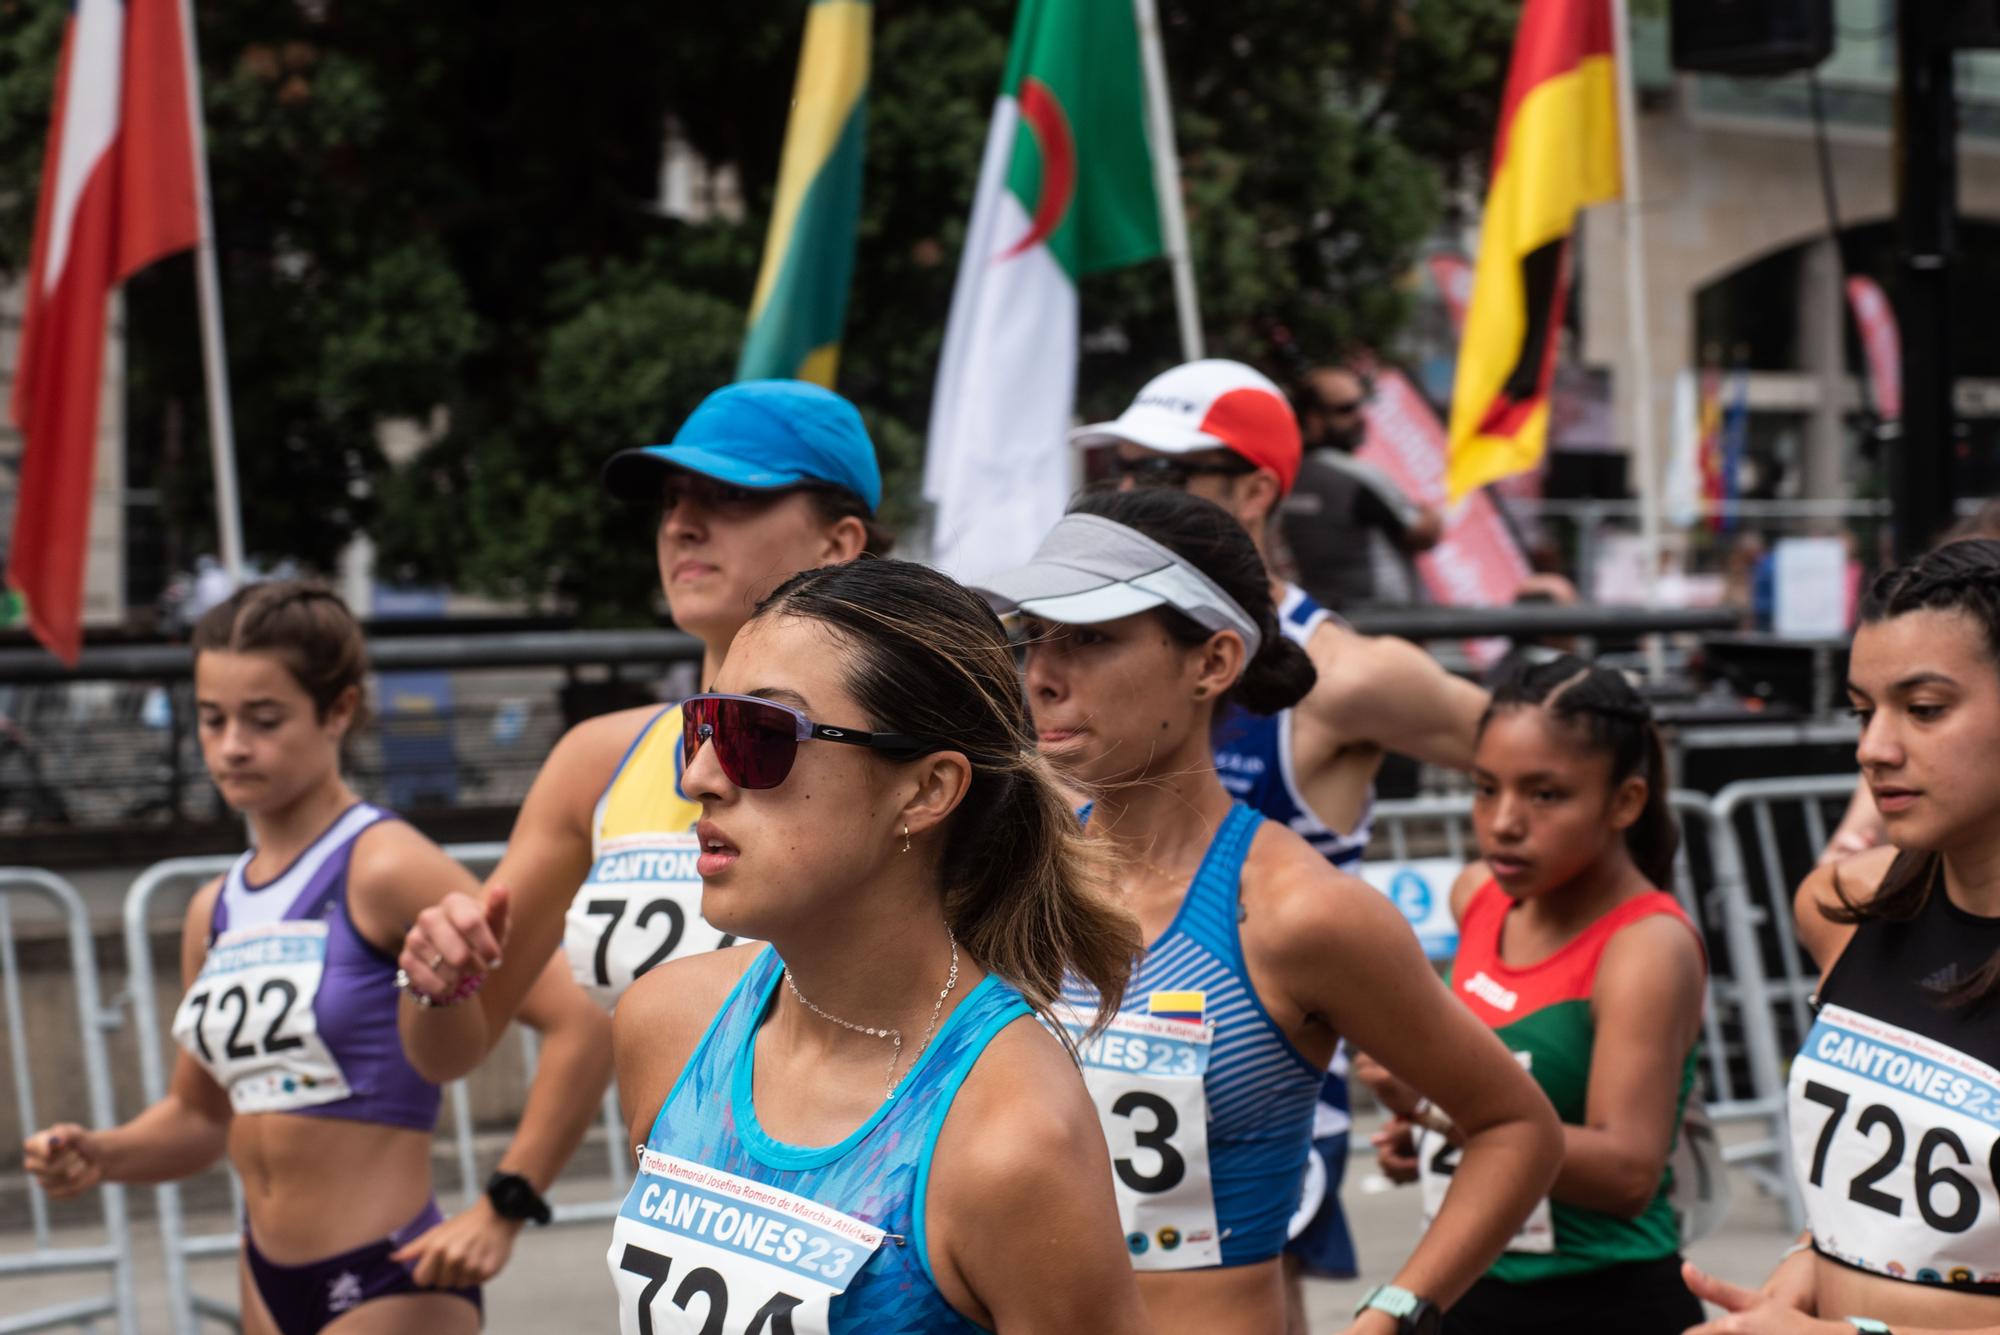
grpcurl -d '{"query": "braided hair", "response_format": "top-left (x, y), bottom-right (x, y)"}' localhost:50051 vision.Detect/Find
top-left (1481, 654), bottom-right (1680, 890)
top-left (1825, 538), bottom-right (2000, 1006)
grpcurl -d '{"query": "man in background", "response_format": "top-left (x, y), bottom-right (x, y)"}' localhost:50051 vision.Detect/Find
top-left (1281, 365), bottom-right (1442, 609)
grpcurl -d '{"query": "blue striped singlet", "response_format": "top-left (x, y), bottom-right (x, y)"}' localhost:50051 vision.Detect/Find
top-left (1064, 803), bottom-right (1323, 1266)
top-left (612, 948), bottom-right (1029, 1334)
top-left (1213, 584), bottom-right (1374, 869)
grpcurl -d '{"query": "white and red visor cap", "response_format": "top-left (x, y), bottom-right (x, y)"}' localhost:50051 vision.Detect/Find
top-left (1070, 358), bottom-right (1303, 494)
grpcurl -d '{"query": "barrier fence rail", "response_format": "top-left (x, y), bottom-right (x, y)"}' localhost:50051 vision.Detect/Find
top-left (6, 774), bottom-right (1864, 1329)
top-left (0, 870), bottom-right (136, 1335)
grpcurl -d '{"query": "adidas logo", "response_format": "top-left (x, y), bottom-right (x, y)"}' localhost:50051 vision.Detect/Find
top-left (1921, 963), bottom-right (1963, 994)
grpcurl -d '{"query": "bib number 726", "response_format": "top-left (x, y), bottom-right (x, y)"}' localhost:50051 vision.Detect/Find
top-left (618, 1243), bottom-right (802, 1335)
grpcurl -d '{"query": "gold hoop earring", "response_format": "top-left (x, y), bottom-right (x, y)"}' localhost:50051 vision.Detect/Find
top-left (901, 823), bottom-right (912, 854)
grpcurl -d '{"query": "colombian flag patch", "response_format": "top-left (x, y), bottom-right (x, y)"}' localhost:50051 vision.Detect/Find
top-left (1148, 990), bottom-right (1206, 1024)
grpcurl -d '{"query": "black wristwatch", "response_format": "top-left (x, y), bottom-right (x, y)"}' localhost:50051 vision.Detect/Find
top-left (485, 1171), bottom-right (552, 1226)
top-left (1355, 1285), bottom-right (1442, 1335)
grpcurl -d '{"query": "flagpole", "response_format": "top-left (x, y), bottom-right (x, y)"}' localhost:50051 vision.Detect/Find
top-left (1610, 0), bottom-right (1665, 670)
top-left (1131, 0), bottom-right (1203, 361)
top-left (176, 0), bottom-right (245, 585)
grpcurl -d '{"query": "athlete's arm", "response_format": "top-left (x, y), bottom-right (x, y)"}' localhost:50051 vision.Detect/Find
top-left (1301, 626), bottom-right (1489, 772)
top-left (1792, 844), bottom-right (1894, 978)
top-left (350, 822), bottom-right (497, 1081)
top-left (394, 954), bottom-right (614, 1288)
top-left (929, 1021), bottom-right (1149, 1335)
top-left (614, 946), bottom-right (761, 1148)
top-left (24, 880), bottom-right (234, 1194)
top-left (1818, 780), bottom-right (1884, 865)
top-left (398, 710), bottom-right (644, 1080)
top-left (1556, 915), bottom-right (1705, 1218)
top-left (1259, 852), bottom-right (1563, 1311)
top-left (1683, 1264), bottom-right (2000, 1334)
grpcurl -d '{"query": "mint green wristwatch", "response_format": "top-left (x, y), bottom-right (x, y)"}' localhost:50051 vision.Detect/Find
top-left (1355, 1285), bottom-right (1442, 1335)
top-left (1846, 1320), bottom-right (1892, 1334)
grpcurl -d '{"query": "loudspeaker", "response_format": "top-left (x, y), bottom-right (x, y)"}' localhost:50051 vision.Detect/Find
top-left (1670, 0), bottom-right (1833, 76)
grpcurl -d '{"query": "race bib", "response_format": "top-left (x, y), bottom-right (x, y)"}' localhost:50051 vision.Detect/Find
top-left (1417, 1050), bottom-right (1553, 1254)
top-left (609, 1150), bottom-right (883, 1335)
top-left (1789, 1003), bottom-right (2000, 1285)
top-left (171, 922), bottom-right (350, 1114)
top-left (1053, 1003), bottom-right (1222, 1270)
top-left (565, 833), bottom-right (746, 1006)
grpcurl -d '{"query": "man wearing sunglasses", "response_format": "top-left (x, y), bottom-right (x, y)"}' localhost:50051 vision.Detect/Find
top-left (1284, 365), bottom-right (1443, 611)
top-left (1073, 358), bottom-right (1489, 1319)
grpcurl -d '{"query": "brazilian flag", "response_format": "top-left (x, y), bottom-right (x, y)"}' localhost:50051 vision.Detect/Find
top-left (737, 0), bottom-right (870, 387)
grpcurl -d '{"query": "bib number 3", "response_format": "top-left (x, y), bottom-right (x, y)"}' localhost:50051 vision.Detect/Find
top-left (1053, 1005), bottom-right (1222, 1271)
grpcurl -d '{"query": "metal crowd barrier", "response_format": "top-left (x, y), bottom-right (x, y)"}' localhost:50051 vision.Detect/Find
top-left (0, 869), bottom-right (136, 1335)
top-left (1362, 779), bottom-right (1851, 1231)
top-left (122, 846), bottom-right (631, 1335)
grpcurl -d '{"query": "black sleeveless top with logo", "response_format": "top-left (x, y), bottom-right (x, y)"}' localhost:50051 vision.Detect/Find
top-left (1789, 873), bottom-right (2000, 1292)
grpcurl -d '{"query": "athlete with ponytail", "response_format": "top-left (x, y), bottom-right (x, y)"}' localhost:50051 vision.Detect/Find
top-left (1360, 655), bottom-right (1707, 1334)
top-left (23, 583), bottom-right (611, 1334)
top-left (1684, 538), bottom-right (2000, 1335)
top-left (976, 488), bottom-right (1561, 1335)
top-left (609, 559), bottom-right (1149, 1333)
top-left (1075, 360), bottom-right (1493, 1310)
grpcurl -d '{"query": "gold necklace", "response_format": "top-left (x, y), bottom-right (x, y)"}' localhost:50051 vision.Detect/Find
top-left (783, 933), bottom-right (961, 1098)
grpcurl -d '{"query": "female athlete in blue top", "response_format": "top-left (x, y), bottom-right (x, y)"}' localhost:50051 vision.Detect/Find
top-left (23, 583), bottom-right (610, 1335)
top-left (976, 488), bottom-right (1562, 1335)
top-left (610, 559), bottom-right (1149, 1333)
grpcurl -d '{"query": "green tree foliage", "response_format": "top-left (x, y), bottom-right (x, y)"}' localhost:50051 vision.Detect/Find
top-left (0, 0), bottom-right (1514, 622)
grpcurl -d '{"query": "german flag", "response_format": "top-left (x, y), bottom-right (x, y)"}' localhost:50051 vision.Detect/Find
top-left (1446, 0), bottom-right (1621, 501)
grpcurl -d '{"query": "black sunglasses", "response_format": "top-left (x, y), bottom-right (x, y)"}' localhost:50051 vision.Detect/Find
top-left (681, 693), bottom-right (938, 790)
top-left (1101, 453), bottom-right (1257, 489)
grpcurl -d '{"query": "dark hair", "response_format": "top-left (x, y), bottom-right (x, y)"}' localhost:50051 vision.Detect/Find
top-left (1481, 654), bottom-right (1679, 890)
top-left (753, 559), bottom-right (1139, 1033)
top-left (801, 484), bottom-right (895, 558)
top-left (1066, 487), bottom-right (1317, 716)
top-left (1825, 538), bottom-right (2000, 1006)
top-left (190, 580), bottom-right (368, 724)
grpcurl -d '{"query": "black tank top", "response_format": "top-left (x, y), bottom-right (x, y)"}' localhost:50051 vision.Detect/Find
top-left (1789, 872), bottom-right (2000, 1292)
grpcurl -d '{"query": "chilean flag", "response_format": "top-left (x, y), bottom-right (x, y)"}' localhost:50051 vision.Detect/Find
top-left (10, 0), bottom-right (201, 663)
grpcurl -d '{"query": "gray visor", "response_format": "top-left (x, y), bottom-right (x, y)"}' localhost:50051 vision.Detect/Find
top-left (972, 513), bottom-right (1263, 659)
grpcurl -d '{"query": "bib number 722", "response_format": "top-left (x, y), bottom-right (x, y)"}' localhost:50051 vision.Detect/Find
top-left (618, 1243), bottom-right (802, 1335)
top-left (185, 978), bottom-right (306, 1063)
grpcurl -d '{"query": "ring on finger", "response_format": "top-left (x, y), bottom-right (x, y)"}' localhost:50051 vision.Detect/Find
top-left (429, 954), bottom-right (445, 971)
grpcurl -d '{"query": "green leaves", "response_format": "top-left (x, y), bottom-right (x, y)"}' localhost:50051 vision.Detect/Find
top-left (0, 0), bottom-right (1515, 622)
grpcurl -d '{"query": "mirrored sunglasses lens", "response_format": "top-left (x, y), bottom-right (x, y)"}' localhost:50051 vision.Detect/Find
top-left (684, 697), bottom-right (799, 789)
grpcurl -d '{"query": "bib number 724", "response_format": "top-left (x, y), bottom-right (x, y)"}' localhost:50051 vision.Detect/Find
top-left (618, 1243), bottom-right (803, 1335)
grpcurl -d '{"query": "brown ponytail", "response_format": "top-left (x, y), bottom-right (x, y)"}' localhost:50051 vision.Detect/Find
top-left (753, 560), bottom-right (1139, 1032)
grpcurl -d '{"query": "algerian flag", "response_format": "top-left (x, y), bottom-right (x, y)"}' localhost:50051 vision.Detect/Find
top-left (737, 0), bottom-right (871, 385)
top-left (923, 0), bottom-right (1164, 580)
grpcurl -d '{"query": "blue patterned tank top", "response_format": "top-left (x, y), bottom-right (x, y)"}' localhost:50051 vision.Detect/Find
top-left (1063, 803), bottom-right (1323, 1266)
top-left (1213, 584), bottom-right (1374, 869)
top-left (613, 948), bottom-right (1030, 1334)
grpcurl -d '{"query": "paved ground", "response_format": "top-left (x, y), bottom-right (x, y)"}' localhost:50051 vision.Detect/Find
top-left (4, 1128), bottom-right (1796, 1332)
